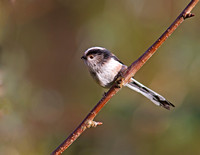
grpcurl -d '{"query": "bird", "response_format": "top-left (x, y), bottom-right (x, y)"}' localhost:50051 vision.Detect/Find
top-left (81, 47), bottom-right (175, 110)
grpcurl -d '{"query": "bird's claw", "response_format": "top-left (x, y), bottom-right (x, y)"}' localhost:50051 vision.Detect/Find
top-left (115, 72), bottom-right (125, 88)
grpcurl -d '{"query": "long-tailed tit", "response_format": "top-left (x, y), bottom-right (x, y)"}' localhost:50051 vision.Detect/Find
top-left (81, 47), bottom-right (175, 110)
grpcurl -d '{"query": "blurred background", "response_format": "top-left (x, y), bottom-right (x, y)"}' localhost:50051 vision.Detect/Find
top-left (0, 0), bottom-right (200, 154)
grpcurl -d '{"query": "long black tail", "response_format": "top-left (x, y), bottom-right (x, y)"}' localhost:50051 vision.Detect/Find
top-left (125, 78), bottom-right (175, 110)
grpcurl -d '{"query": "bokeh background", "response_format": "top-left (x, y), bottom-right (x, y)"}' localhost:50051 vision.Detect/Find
top-left (0, 0), bottom-right (200, 154)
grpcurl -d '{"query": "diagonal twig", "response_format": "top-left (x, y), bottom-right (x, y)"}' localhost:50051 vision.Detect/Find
top-left (51, 0), bottom-right (199, 154)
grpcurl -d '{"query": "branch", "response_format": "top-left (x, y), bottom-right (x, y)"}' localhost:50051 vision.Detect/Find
top-left (51, 1), bottom-right (199, 154)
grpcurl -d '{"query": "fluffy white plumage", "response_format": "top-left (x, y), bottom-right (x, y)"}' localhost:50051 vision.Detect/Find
top-left (96, 57), bottom-right (122, 87)
top-left (82, 47), bottom-right (175, 110)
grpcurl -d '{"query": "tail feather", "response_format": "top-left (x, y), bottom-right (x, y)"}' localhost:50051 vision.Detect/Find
top-left (125, 78), bottom-right (175, 110)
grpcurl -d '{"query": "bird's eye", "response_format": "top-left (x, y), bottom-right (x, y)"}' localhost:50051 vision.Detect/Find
top-left (89, 55), bottom-right (94, 59)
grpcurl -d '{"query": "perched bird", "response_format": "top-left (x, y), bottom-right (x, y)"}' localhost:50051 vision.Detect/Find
top-left (81, 47), bottom-right (175, 110)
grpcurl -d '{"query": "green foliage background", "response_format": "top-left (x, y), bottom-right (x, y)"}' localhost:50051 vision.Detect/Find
top-left (0, 0), bottom-right (200, 154)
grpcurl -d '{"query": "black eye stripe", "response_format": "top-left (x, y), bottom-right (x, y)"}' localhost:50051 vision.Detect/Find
top-left (86, 49), bottom-right (101, 56)
top-left (103, 52), bottom-right (110, 59)
top-left (86, 49), bottom-right (112, 59)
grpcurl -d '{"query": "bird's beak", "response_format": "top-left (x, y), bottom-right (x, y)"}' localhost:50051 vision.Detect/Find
top-left (81, 55), bottom-right (86, 60)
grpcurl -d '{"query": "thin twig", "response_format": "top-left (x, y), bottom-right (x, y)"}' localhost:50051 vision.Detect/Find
top-left (51, 1), bottom-right (199, 154)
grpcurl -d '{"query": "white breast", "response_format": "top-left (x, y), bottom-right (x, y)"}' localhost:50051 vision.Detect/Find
top-left (96, 58), bottom-right (123, 87)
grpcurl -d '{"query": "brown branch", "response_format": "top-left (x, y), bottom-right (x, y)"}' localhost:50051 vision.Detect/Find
top-left (51, 1), bottom-right (199, 154)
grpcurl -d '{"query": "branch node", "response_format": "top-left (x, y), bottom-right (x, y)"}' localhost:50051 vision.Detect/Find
top-left (183, 12), bottom-right (195, 20)
top-left (86, 120), bottom-right (103, 128)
